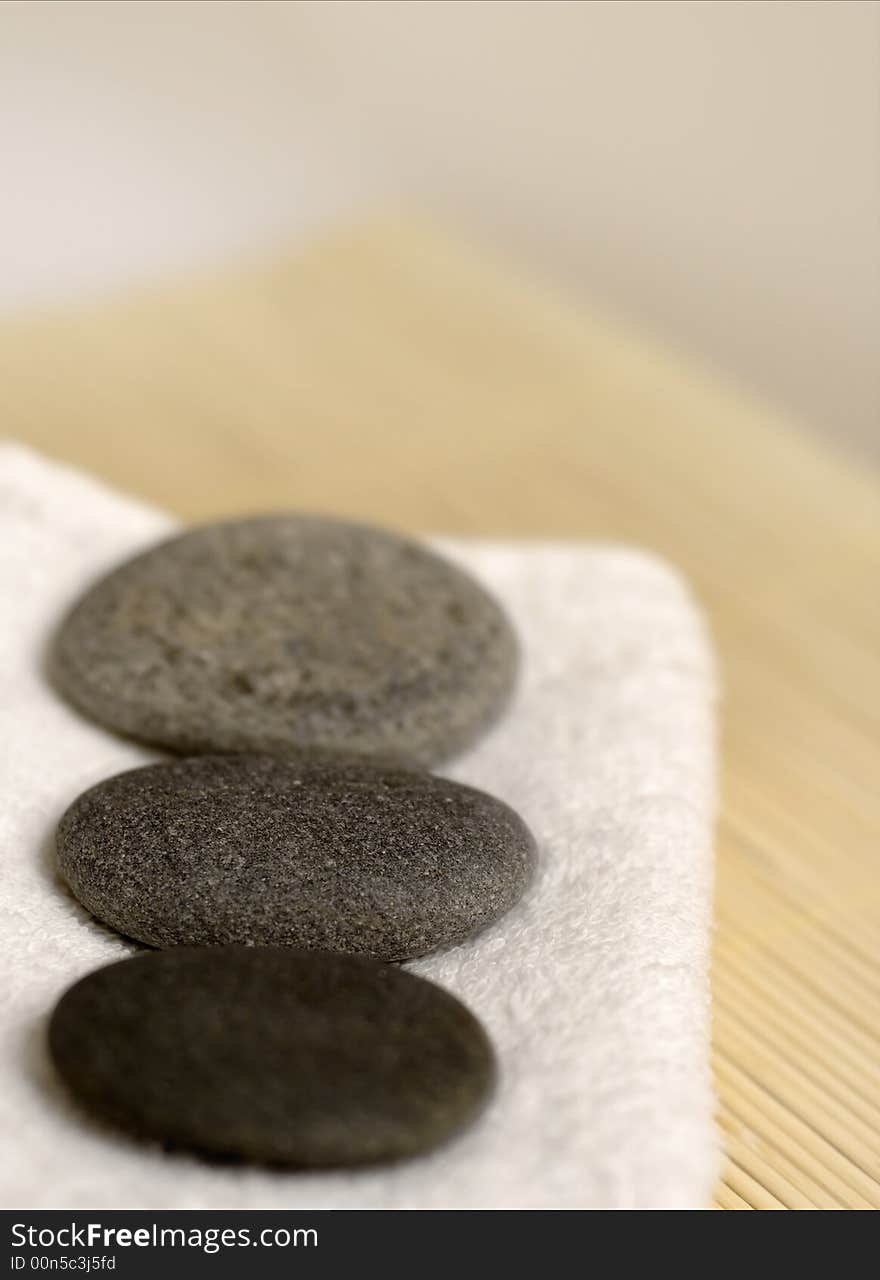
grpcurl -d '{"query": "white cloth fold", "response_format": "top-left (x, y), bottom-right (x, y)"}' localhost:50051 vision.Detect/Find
top-left (0, 444), bottom-right (718, 1208)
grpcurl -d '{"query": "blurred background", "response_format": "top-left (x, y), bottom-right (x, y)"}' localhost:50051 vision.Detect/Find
top-left (2, 0), bottom-right (878, 460)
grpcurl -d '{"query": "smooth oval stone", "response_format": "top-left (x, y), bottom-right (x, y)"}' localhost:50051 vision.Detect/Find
top-left (52, 514), bottom-right (517, 766)
top-left (56, 754), bottom-right (537, 959)
top-left (49, 947), bottom-right (496, 1166)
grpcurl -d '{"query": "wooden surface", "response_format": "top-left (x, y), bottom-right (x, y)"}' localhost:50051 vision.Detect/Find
top-left (3, 218), bottom-right (879, 1210)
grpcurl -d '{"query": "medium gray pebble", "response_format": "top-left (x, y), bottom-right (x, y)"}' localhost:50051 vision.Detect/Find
top-left (52, 514), bottom-right (517, 766)
top-left (49, 947), bottom-right (496, 1167)
top-left (56, 754), bottom-right (537, 960)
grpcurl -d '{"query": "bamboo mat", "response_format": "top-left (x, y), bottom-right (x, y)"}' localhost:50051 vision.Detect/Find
top-left (2, 217), bottom-right (878, 1210)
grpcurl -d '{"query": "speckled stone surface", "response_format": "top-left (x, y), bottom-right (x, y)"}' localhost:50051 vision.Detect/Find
top-left (51, 514), bottom-right (518, 766)
top-left (56, 754), bottom-right (537, 959)
top-left (49, 947), bottom-right (496, 1167)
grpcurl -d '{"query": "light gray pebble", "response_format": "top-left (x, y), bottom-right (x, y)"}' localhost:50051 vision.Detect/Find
top-left (52, 514), bottom-right (518, 766)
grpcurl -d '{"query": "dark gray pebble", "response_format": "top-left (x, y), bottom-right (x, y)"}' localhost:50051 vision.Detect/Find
top-left (52, 514), bottom-right (517, 766)
top-left (48, 947), bottom-right (496, 1167)
top-left (56, 754), bottom-right (536, 959)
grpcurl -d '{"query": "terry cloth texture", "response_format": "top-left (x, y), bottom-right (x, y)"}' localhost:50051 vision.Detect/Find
top-left (0, 443), bottom-right (718, 1209)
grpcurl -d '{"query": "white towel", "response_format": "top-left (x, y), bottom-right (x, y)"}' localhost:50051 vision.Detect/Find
top-left (0, 444), bottom-right (718, 1209)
